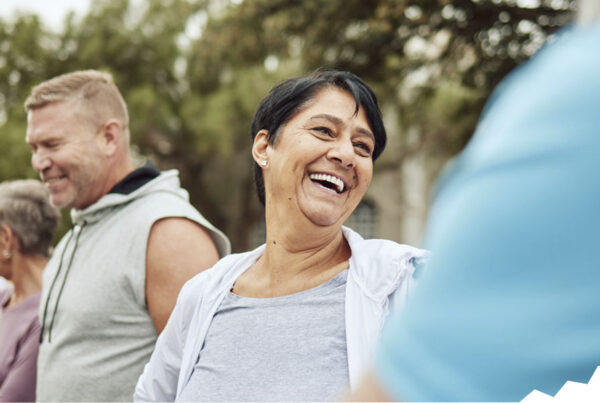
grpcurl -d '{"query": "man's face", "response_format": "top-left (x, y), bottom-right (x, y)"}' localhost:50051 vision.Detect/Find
top-left (26, 101), bottom-right (107, 210)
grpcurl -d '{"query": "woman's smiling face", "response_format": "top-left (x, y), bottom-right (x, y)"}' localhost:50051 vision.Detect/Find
top-left (258, 86), bottom-right (375, 228)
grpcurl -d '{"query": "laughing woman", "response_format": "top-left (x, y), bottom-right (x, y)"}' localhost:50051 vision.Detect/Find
top-left (135, 70), bottom-right (427, 402)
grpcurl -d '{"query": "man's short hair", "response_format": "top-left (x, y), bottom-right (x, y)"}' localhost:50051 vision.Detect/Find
top-left (0, 179), bottom-right (61, 257)
top-left (250, 69), bottom-right (387, 205)
top-left (24, 70), bottom-right (129, 132)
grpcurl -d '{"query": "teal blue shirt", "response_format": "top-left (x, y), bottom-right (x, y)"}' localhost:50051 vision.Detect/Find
top-left (375, 22), bottom-right (600, 402)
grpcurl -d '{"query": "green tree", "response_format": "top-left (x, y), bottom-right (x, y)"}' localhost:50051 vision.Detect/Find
top-left (0, 0), bottom-right (576, 249)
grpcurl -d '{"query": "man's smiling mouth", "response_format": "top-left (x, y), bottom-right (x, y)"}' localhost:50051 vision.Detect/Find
top-left (44, 175), bottom-right (67, 185)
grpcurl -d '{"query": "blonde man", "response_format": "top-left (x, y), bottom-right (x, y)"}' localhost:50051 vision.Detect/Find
top-left (350, 1), bottom-right (600, 401)
top-left (25, 70), bottom-right (230, 402)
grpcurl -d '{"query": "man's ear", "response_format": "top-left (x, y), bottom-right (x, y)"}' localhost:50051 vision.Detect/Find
top-left (252, 129), bottom-right (270, 166)
top-left (97, 120), bottom-right (122, 156)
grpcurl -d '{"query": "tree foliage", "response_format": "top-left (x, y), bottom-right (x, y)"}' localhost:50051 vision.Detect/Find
top-left (0, 0), bottom-right (575, 249)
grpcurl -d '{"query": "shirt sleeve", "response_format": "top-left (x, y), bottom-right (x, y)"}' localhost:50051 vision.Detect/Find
top-left (375, 151), bottom-right (600, 400)
top-left (374, 24), bottom-right (600, 402)
top-left (0, 320), bottom-right (40, 402)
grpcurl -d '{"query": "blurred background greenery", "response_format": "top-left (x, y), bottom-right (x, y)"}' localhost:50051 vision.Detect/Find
top-left (0, 0), bottom-right (575, 251)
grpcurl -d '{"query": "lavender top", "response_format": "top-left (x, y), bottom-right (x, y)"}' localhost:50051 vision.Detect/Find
top-left (0, 288), bottom-right (41, 402)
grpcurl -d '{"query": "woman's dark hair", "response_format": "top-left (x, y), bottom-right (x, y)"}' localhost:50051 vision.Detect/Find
top-left (251, 70), bottom-right (387, 205)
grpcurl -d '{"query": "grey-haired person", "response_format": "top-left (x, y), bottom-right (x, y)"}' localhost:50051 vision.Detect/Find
top-left (0, 180), bottom-right (60, 402)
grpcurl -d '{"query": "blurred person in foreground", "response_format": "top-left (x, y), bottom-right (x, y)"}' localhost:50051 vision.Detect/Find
top-left (25, 70), bottom-right (231, 402)
top-left (134, 70), bottom-right (428, 402)
top-left (349, 1), bottom-right (600, 401)
top-left (0, 180), bottom-right (60, 402)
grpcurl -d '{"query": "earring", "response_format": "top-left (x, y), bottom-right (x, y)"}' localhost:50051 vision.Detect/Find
top-left (260, 160), bottom-right (268, 167)
top-left (2, 250), bottom-right (11, 259)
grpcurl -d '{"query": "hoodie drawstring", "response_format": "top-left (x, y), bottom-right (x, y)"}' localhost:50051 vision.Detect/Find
top-left (39, 222), bottom-right (86, 343)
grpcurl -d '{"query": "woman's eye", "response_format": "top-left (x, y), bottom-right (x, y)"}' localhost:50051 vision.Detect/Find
top-left (312, 127), bottom-right (334, 137)
top-left (354, 142), bottom-right (372, 156)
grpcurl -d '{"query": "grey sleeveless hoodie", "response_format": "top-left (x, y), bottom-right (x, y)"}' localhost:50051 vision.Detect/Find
top-left (36, 169), bottom-right (230, 402)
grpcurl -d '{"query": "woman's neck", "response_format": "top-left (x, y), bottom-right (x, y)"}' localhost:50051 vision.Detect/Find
top-left (233, 220), bottom-right (350, 298)
top-left (7, 254), bottom-right (46, 308)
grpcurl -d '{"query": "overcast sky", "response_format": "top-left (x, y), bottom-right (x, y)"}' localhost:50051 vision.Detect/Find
top-left (0, 0), bottom-right (92, 30)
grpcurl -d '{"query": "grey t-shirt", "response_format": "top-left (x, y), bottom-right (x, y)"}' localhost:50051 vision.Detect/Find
top-left (177, 270), bottom-right (349, 402)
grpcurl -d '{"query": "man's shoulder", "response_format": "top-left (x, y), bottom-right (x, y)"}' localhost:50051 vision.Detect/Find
top-left (131, 192), bottom-right (231, 256)
top-left (128, 187), bottom-right (193, 210)
top-left (109, 189), bottom-right (200, 229)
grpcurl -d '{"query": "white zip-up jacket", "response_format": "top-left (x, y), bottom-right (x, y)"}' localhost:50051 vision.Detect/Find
top-left (134, 226), bottom-right (427, 401)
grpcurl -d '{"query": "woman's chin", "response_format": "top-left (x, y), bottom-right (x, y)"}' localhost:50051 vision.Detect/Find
top-left (302, 210), bottom-right (345, 228)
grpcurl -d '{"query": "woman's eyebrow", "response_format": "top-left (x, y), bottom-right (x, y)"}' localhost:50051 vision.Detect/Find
top-left (309, 113), bottom-right (343, 124)
top-left (309, 114), bottom-right (374, 140)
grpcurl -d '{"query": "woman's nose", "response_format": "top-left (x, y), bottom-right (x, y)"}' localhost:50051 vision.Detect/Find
top-left (327, 137), bottom-right (355, 168)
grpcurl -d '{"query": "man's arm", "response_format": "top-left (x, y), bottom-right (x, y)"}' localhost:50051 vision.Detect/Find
top-left (146, 217), bottom-right (220, 333)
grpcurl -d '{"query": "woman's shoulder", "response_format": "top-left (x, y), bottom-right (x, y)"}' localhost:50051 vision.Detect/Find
top-left (343, 226), bottom-right (429, 297)
top-left (169, 247), bottom-right (265, 336)
top-left (0, 283), bottom-right (13, 307)
top-left (179, 246), bottom-right (266, 301)
top-left (343, 226), bottom-right (427, 263)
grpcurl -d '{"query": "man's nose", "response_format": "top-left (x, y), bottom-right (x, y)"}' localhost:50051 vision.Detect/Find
top-left (32, 151), bottom-right (51, 173)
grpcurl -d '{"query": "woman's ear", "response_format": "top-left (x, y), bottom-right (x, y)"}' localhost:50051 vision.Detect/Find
top-left (0, 224), bottom-right (16, 255)
top-left (252, 129), bottom-right (270, 167)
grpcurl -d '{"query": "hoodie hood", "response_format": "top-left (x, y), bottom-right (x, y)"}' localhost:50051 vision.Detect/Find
top-left (71, 170), bottom-right (188, 226)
